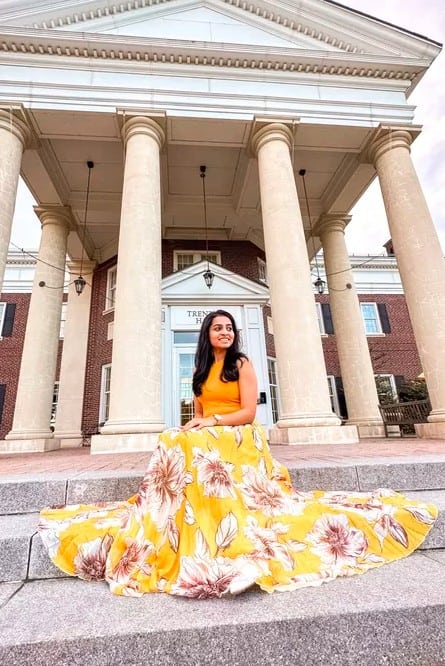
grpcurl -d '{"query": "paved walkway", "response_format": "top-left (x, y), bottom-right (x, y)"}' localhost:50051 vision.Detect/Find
top-left (1, 437), bottom-right (445, 476)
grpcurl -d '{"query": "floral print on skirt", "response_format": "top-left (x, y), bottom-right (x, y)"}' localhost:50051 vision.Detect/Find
top-left (38, 423), bottom-right (437, 598)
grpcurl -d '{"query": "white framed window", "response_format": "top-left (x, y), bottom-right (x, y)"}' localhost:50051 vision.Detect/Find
top-left (99, 364), bottom-right (112, 424)
top-left (361, 302), bottom-right (382, 334)
top-left (375, 374), bottom-right (397, 403)
top-left (173, 251), bottom-right (221, 272)
top-left (50, 382), bottom-right (59, 428)
top-left (315, 302), bottom-right (325, 335)
top-left (105, 266), bottom-right (117, 311)
top-left (267, 357), bottom-right (280, 424)
top-left (257, 258), bottom-right (268, 284)
top-left (327, 375), bottom-right (340, 416)
top-left (59, 302), bottom-right (67, 339)
top-left (0, 302), bottom-right (6, 335)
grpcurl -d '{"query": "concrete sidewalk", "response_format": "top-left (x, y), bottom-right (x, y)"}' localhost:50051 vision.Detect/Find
top-left (1, 437), bottom-right (445, 476)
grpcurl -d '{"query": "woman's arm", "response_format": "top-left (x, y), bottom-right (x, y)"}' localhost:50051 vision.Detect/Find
top-left (181, 359), bottom-right (258, 430)
top-left (193, 395), bottom-right (203, 418)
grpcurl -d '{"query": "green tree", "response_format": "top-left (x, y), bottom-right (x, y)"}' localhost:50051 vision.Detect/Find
top-left (398, 378), bottom-right (429, 403)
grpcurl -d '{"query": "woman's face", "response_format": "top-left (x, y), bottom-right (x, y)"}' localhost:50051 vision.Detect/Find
top-left (209, 315), bottom-right (235, 351)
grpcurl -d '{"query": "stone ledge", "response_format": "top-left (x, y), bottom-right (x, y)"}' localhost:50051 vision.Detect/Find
top-left (0, 490), bottom-right (444, 583)
top-left (0, 554), bottom-right (444, 666)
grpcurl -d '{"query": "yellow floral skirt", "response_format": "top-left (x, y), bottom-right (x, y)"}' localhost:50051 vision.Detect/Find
top-left (39, 424), bottom-right (437, 598)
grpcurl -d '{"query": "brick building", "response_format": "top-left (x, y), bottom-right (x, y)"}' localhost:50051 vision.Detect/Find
top-left (0, 242), bottom-right (422, 442)
top-left (0, 0), bottom-right (444, 453)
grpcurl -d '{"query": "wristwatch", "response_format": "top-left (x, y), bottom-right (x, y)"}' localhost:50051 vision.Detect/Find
top-left (213, 414), bottom-right (223, 425)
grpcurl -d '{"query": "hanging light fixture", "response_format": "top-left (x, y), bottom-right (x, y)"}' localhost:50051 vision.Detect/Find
top-left (75, 160), bottom-right (94, 295)
top-left (200, 164), bottom-right (214, 289)
top-left (299, 168), bottom-right (326, 295)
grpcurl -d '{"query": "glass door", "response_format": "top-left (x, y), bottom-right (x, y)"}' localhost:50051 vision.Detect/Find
top-left (173, 348), bottom-right (195, 426)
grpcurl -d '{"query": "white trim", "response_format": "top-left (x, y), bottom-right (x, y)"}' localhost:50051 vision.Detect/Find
top-left (173, 250), bottom-right (221, 272)
top-left (327, 375), bottom-right (340, 417)
top-left (104, 265), bottom-right (117, 313)
top-left (257, 257), bottom-right (268, 285)
top-left (0, 302), bottom-right (6, 336)
top-left (99, 363), bottom-right (112, 425)
top-left (360, 301), bottom-right (383, 335)
top-left (375, 373), bottom-right (397, 402)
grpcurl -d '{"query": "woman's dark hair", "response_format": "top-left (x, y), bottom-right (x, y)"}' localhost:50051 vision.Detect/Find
top-left (192, 310), bottom-right (247, 396)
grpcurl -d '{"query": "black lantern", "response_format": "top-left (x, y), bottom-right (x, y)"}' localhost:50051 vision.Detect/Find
top-left (75, 160), bottom-right (94, 295)
top-left (200, 165), bottom-right (214, 290)
top-left (314, 276), bottom-right (326, 295)
top-left (74, 275), bottom-right (86, 295)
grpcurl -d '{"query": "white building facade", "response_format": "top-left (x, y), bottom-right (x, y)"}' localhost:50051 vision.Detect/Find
top-left (0, 0), bottom-right (443, 453)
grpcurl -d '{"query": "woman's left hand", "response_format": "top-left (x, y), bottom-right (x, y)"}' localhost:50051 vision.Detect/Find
top-left (180, 416), bottom-right (216, 431)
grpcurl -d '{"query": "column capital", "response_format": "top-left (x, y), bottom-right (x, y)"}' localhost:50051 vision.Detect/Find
top-left (33, 205), bottom-right (73, 233)
top-left (250, 122), bottom-right (294, 157)
top-left (314, 214), bottom-right (352, 238)
top-left (366, 128), bottom-right (414, 166)
top-left (121, 116), bottom-right (165, 149)
top-left (67, 259), bottom-right (96, 275)
top-left (0, 108), bottom-right (32, 149)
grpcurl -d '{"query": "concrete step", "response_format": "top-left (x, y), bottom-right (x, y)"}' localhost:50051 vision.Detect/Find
top-left (1, 489), bottom-right (444, 584)
top-left (1, 552), bottom-right (444, 665)
top-left (2, 458), bottom-right (445, 515)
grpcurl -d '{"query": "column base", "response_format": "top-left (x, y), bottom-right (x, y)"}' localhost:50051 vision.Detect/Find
top-left (90, 432), bottom-right (162, 454)
top-left (415, 422), bottom-right (445, 440)
top-left (100, 420), bottom-right (166, 435)
top-left (356, 425), bottom-right (386, 438)
top-left (268, 424), bottom-right (359, 446)
top-left (0, 437), bottom-right (59, 453)
top-left (53, 430), bottom-right (84, 448)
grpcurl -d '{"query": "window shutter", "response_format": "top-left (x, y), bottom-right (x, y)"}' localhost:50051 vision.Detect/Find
top-left (0, 384), bottom-right (5, 424)
top-left (377, 303), bottom-right (391, 334)
top-left (334, 377), bottom-right (348, 419)
top-left (1, 303), bottom-right (16, 337)
top-left (394, 375), bottom-right (405, 398)
top-left (321, 303), bottom-right (334, 334)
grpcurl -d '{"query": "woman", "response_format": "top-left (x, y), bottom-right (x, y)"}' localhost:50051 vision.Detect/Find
top-left (39, 310), bottom-right (437, 598)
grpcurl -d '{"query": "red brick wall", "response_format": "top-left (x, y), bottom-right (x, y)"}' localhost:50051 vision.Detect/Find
top-left (81, 256), bottom-right (115, 436)
top-left (0, 294), bottom-right (65, 439)
top-left (0, 244), bottom-right (423, 440)
top-left (0, 294), bottom-right (29, 438)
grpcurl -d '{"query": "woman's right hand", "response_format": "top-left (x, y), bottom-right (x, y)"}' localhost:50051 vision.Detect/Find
top-left (180, 416), bottom-right (216, 431)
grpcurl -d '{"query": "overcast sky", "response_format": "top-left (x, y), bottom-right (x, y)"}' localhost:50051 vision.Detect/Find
top-left (9, 0), bottom-right (445, 257)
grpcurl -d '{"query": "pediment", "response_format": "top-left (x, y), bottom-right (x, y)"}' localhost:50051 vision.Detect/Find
top-left (162, 260), bottom-right (269, 302)
top-left (0, 0), bottom-right (439, 62)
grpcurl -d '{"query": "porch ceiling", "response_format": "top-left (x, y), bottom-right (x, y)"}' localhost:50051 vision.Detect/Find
top-left (20, 108), bottom-right (376, 262)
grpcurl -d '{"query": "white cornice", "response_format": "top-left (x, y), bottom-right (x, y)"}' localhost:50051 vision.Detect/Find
top-left (0, 0), bottom-right (440, 61)
top-left (0, 25), bottom-right (430, 82)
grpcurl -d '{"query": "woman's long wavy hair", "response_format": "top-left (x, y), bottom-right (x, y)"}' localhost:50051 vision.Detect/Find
top-left (192, 310), bottom-right (247, 396)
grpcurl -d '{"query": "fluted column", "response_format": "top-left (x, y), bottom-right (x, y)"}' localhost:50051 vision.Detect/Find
top-left (93, 117), bottom-right (165, 453)
top-left (251, 123), bottom-right (357, 445)
top-left (0, 109), bottom-right (31, 293)
top-left (368, 128), bottom-right (445, 438)
top-left (315, 215), bottom-right (384, 438)
top-left (54, 260), bottom-right (95, 448)
top-left (3, 206), bottom-right (70, 452)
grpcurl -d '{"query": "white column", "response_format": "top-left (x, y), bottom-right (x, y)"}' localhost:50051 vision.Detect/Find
top-left (0, 109), bottom-right (31, 293)
top-left (93, 117), bottom-right (165, 453)
top-left (316, 215), bottom-right (384, 438)
top-left (251, 123), bottom-right (357, 445)
top-left (53, 260), bottom-right (95, 448)
top-left (3, 206), bottom-right (70, 452)
top-left (368, 128), bottom-right (445, 439)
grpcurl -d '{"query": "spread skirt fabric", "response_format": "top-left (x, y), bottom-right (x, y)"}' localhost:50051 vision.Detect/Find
top-left (38, 423), bottom-right (437, 598)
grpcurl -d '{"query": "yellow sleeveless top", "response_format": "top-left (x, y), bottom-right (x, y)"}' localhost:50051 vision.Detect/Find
top-left (199, 360), bottom-right (241, 417)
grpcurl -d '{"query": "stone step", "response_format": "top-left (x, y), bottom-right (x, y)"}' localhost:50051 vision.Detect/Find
top-left (2, 458), bottom-right (445, 515)
top-left (1, 552), bottom-right (444, 666)
top-left (1, 489), bottom-right (444, 584)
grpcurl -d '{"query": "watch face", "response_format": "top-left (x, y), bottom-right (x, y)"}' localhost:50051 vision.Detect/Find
top-left (214, 414), bottom-right (223, 422)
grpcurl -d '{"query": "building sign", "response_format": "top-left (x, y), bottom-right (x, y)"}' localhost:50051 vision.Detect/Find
top-left (170, 306), bottom-right (242, 330)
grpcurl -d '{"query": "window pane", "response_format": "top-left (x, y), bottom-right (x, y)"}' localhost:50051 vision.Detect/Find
top-left (361, 303), bottom-right (379, 334)
top-left (174, 331), bottom-right (200, 344)
top-left (176, 254), bottom-right (195, 271)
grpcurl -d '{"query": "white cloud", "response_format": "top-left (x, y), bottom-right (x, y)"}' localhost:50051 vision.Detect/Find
top-left (343, 0), bottom-right (445, 254)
